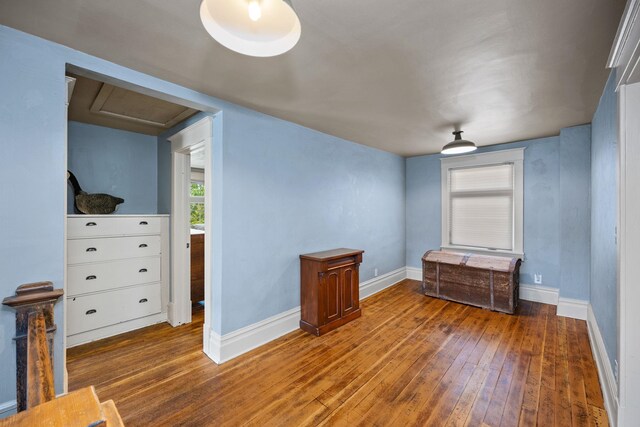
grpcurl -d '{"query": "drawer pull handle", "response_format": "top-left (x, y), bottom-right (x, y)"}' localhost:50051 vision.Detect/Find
top-left (139, 268), bottom-right (148, 273)
top-left (86, 247), bottom-right (97, 252)
top-left (86, 309), bottom-right (97, 315)
top-left (86, 275), bottom-right (97, 280)
top-left (139, 244), bottom-right (148, 248)
top-left (140, 221), bottom-right (148, 225)
top-left (86, 222), bottom-right (97, 227)
top-left (139, 298), bottom-right (148, 303)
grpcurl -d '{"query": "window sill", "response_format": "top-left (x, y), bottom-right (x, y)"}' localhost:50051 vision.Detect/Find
top-left (440, 245), bottom-right (524, 259)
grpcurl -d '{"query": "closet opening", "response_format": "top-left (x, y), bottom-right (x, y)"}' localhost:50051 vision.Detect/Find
top-left (63, 69), bottom-right (215, 393)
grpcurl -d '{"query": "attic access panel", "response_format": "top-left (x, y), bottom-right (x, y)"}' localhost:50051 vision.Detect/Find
top-left (90, 83), bottom-right (197, 129)
top-left (67, 74), bottom-right (199, 136)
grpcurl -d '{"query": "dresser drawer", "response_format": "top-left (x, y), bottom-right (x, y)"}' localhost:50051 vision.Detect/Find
top-left (68, 257), bottom-right (161, 296)
top-left (67, 283), bottom-right (162, 335)
top-left (68, 235), bottom-right (161, 264)
top-left (68, 216), bottom-right (161, 238)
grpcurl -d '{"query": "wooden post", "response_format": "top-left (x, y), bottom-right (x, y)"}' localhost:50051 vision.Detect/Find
top-left (2, 282), bottom-right (63, 412)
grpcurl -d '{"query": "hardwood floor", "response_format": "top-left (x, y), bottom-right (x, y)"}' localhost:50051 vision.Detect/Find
top-left (67, 279), bottom-right (608, 426)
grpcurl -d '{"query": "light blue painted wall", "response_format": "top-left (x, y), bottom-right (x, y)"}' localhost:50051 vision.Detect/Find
top-left (219, 107), bottom-right (406, 333)
top-left (67, 121), bottom-right (158, 214)
top-left (591, 71), bottom-right (618, 369)
top-left (559, 125), bottom-right (592, 299)
top-left (0, 26), bottom-right (67, 411)
top-left (406, 126), bottom-right (592, 300)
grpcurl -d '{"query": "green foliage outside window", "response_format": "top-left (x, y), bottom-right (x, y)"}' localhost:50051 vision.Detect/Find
top-left (190, 183), bottom-right (205, 226)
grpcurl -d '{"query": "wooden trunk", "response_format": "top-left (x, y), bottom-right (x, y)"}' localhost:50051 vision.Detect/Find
top-left (422, 250), bottom-right (521, 314)
top-left (299, 248), bottom-right (363, 336)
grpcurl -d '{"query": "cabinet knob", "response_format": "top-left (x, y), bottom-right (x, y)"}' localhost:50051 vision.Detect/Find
top-left (139, 221), bottom-right (148, 225)
top-left (139, 243), bottom-right (148, 248)
top-left (86, 247), bottom-right (97, 252)
top-left (86, 309), bottom-right (97, 315)
top-left (86, 222), bottom-right (97, 227)
top-left (139, 298), bottom-right (148, 304)
top-left (86, 275), bottom-right (97, 280)
top-left (139, 268), bottom-right (148, 273)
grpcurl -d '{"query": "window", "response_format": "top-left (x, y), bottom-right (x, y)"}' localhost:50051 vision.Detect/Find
top-left (190, 182), bottom-right (205, 226)
top-left (441, 148), bottom-right (524, 256)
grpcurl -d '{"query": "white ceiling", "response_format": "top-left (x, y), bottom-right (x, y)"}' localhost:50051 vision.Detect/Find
top-left (0, 0), bottom-right (625, 156)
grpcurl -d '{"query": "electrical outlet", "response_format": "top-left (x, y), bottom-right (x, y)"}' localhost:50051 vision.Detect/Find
top-left (534, 273), bottom-right (542, 284)
top-left (615, 359), bottom-right (619, 384)
top-left (374, 268), bottom-right (378, 277)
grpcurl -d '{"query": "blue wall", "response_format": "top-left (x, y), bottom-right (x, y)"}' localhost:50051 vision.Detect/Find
top-left (591, 71), bottom-right (618, 370)
top-left (0, 26), bottom-right (67, 411)
top-left (406, 125), bottom-right (592, 300)
top-left (67, 121), bottom-right (158, 214)
top-left (219, 107), bottom-right (405, 333)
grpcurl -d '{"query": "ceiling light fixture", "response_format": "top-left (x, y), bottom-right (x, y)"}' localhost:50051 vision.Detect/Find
top-left (441, 130), bottom-right (477, 155)
top-left (200, 0), bottom-right (301, 57)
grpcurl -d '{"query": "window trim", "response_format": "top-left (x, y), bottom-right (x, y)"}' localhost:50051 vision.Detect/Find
top-left (440, 148), bottom-right (525, 257)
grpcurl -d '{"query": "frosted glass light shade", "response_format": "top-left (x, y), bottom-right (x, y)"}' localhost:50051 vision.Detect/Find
top-left (200, 0), bottom-right (301, 57)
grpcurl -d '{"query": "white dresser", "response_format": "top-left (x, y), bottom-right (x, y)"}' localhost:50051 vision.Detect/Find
top-left (66, 215), bottom-right (170, 347)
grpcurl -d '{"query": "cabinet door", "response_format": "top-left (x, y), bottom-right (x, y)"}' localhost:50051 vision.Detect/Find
top-left (340, 265), bottom-right (359, 316)
top-left (321, 270), bottom-right (341, 325)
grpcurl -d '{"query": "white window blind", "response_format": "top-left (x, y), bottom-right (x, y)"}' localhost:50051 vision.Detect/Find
top-left (448, 163), bottom-right (514, 251)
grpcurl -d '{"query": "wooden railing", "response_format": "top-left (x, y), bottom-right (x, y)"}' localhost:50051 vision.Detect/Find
top-left (1, 282), bottom-right (124, 426)
top-left (2, 281), bottom-right (62, 411)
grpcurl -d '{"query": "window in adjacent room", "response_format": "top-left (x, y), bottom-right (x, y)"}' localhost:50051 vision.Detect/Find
top-left (190, 182), bottom-right (205, 227)
top-left (440, 148), bottom-right (524, 256)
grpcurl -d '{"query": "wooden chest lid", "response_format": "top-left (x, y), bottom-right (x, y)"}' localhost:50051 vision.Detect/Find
top-left (422, 250), bottom-right (519, 273)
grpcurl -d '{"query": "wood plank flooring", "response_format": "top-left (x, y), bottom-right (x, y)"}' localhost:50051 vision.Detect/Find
top-left (67, 280), bottom-right (607, 426)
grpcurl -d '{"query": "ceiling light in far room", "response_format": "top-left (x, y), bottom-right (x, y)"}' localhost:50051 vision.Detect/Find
top-left (200, 0), bottom-right (301, 57)
top-left (441, 130), bottom-right (478, 155)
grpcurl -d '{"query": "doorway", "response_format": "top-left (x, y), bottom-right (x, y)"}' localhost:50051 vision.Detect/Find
top-left (63, 69), bottom-right (217, 395)
top-left (168, 117), bottom-right (213, 327)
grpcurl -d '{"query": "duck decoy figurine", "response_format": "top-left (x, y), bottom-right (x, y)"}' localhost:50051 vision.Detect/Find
top-left (67, 171), bottom-right (124, 214)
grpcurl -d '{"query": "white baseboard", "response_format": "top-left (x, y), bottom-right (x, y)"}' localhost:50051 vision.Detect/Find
top-left (517, 284), bottom-right (588, 321)
top-left (360, 267), bottom-right (407, 299)
top-left (204, 266), bottom-right (408, 364)
top-left (587, 304), bottom-right (618, 427)
top-left (519, 284), bottom-right (559, 305)
top-left (0, 400), bottom-right (16, 418)
top-left (557, 297), bottom-right (588, 320)
top-left (406, 266), bottom-right (421, 280)
top-left (206, 306), bottom-right (301, 364)
top-left (67, 312), bottom-right (167, 347)
top-left (205, 328), bottom-right (222, 363)
top-left (167, 302), bottom-right (176, 326)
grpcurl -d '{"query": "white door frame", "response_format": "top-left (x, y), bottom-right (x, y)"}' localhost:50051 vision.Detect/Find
top-left (607, 3), bottom-right (640, 423)
top-left (617, 81), bottom-right (640, 426)
top-left (62, 76), bottom-right (76, 393)
top-left (168, 117), bottom-right (213, 327)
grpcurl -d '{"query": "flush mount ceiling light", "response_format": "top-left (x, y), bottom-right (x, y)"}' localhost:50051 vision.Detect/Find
top-left (441, 130), bottom-right (478, 155)
top-left (200, 0), bottom-right (301, 57)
